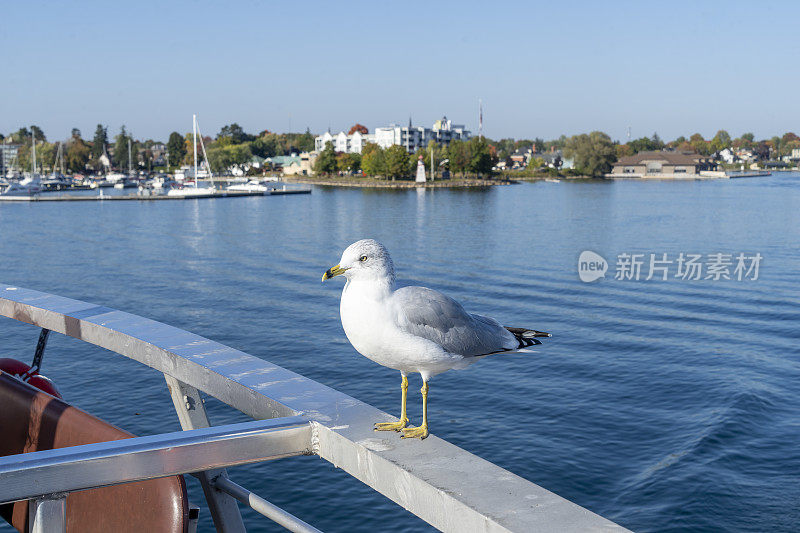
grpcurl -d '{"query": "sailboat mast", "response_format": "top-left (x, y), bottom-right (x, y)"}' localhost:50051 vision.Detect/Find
top-left (193, 114), bottom-right (198, 189)
top-left (31, 129), bottom-right (36, 175)
top-left (128, 139), bottom-right (132, 176)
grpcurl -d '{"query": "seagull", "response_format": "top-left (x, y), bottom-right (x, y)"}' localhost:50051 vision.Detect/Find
top-left (322, 239), bottom-right (551, 439)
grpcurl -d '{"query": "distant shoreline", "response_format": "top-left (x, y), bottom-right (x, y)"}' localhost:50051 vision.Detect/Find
top-left (280, 176), bottom-right (513, 188)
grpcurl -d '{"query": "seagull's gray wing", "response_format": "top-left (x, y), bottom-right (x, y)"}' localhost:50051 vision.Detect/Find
top-left (391, 286), bottom-right (518, 357)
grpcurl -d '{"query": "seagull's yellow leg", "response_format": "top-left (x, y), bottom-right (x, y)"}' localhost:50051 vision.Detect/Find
top-left (374, 374), bottom-right (410, 431)
top-left (402, 381), bottom-right (429, 439)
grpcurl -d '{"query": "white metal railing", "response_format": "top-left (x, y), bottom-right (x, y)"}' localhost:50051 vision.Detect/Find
top-left (0, 284), bottom-right (629, 532)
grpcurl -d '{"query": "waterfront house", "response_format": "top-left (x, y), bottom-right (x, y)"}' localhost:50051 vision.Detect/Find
top-left (267, 152), bottom-right (316, 176)
top-left (607, 151), bottom-right (714, 178)
top-left (281, 152), bottom-right (316, 176)
top-left (719, 148), bottom-right (736, 164)
top-left (510, 148), bottom-right (531, 168)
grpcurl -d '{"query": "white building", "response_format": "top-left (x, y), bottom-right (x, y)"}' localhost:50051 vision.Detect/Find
top-left (375, 116), bottom-right (470, 152)
top-left (315, 116), bottom-right (471, 154)
top-left (314, 130), bottom-right (375, 154)
top-left (719, 148), bottom-right (736, 164)
top-left (431, 116), bottom-right (470, 145)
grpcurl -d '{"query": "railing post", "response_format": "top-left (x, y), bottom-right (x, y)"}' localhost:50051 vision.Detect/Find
top-left (165, 374), bottom-right (246, 533)
top-left (28, 494), bottom-right (66, 533)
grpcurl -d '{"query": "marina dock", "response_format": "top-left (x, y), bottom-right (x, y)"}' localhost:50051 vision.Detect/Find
top-left (0, 187), bottom-right (311, 202)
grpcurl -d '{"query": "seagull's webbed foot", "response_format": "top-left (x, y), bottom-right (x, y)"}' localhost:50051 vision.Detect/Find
top-left (374, 417), bottom-right (410, 432)
top-left (401, 423), bottom-right (429, 440)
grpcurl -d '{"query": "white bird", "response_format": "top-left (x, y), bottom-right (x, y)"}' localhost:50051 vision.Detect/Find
top-left (322, 239), bottom-right (550, 439)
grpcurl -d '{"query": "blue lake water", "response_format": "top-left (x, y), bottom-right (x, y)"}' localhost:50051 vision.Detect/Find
top-left (1, 174), bottom-right (798, 532)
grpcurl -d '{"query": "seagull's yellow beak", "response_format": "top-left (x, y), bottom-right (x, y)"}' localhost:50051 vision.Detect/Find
top-left (322, 264), bottom-right (347, 281)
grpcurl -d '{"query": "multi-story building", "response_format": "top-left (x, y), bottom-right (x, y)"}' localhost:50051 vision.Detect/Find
top-left (0, 141), bottom-right (20, 176)
top-left (315, 116), bottom-right (471, 154)
top-left (375, 116), bottom-right (470, 152)
top-left (314, 131), bottom-right (375, 154)
top-left (430, 116), bottom-right (470, 145)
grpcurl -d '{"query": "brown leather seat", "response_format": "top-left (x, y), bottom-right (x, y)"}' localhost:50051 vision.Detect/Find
top-left (0, 371), bottom-right (190, 532)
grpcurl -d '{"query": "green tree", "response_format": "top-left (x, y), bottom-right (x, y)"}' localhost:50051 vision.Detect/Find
top-left (563, 131), bottom-right (617, 177)
top-left (250, 133), bottom-right (281, 158)
top-left (628, 136), bottom-right (659, 154)
top-left (295, 128), bottom-right (315, 153)
top-left (112, 126), bottom-right (137, 170)
top-left (36, 142), bottom-right (56, 172)
top-left (616, 144), bottom-right (634, 158)
top-left (9, 127), bottom-right (29, 143)
top-left (467, 137), bottom-right (495, 177)
top-left (313, 142), bottom-right (337, 175)
top-left (384, 145), bottom-right (410, 180)
top-left (166, 132), bottom-right (187, 169)
top-left (206, 143), bottom-right (253, 173)
top-left (770, 136), bottom-right (781, 157)
top-left (651, 132), bottom-right (664, 149)
top-left (90, 124), bottom-right (108, 162)
top-left (15, 143), bottom-right (31, 171)
top-left (337, 152), bottom-right (361, 173)
top-left (781, 132), bottom-right (799, 155)
top-left (689, 133), bottom-right (710, 155)
top-left (183, 134), bottom-right (198, 165)
top-left (419, 141), bottom-right (445, 177)
top-left (361, 143), bottom-right (386, 177)
top-left (710, 130), bottom-right (732, 153)
top-left (66, 136), bottom-right (90, 172)
top-left (30, 125), bottom-right (46, 142)
top-left (217, 123), bottom-right (254, 143)
top-left (14, 139), bottom-right (51, 171)
top-left (446, 140), bottom-right (470, 178)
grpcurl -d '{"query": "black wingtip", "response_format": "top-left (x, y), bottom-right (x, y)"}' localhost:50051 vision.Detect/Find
top-left (505, 327), bottom-right (551, 348)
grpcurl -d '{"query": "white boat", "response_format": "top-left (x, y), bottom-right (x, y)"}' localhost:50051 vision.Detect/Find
top-left (167, 115), bottom-right (216, 197)
top-left (226, 180), bottom-right (271, 192)
top-left (545, 178), bottom-right (561, 183)
top-left (1, 131), bottom-right (42, 196)
top-left (104, 172), bottom-right (126, 183)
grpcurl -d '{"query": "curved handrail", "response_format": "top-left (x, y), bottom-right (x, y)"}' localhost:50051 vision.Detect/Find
top-left (0, 284), bottom-right (627, 532)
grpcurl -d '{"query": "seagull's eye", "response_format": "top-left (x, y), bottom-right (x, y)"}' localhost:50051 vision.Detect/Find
top-left (359, 255), bottom-right (368, 262)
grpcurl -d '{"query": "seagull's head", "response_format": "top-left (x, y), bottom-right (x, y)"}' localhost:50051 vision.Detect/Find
top-left (322, 239), bottom-right (395, 284)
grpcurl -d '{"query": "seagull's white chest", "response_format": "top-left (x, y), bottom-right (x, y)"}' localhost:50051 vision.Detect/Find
top-left (339, 281), bottom-right (400, 368)
top-left (338, 279), bottom-right (458, 375)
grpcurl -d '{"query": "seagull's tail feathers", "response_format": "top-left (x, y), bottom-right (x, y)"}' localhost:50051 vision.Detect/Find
top-left (505, 327), bottom-right (552, 349)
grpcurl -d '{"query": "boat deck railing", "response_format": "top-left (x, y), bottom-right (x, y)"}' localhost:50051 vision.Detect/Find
top-left (0, 284), bottom-right (628, 532)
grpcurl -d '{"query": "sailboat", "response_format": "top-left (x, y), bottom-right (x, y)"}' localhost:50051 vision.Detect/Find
top-left (114, 140), bottom-right (138, 188)
top-left (1, 130), bottom-right (42, 195)
top-left (168, 115), bottom-right (216, 197)
top-left (42, 142), bottom-right (71, 191)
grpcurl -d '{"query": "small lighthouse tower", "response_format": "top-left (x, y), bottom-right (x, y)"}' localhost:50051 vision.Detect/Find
top-left (415, 155), bottom-right (427, 183)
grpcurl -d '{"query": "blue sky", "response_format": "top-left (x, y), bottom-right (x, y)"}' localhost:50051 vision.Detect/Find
top-left (2, 1), bottom-right (799, 142)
